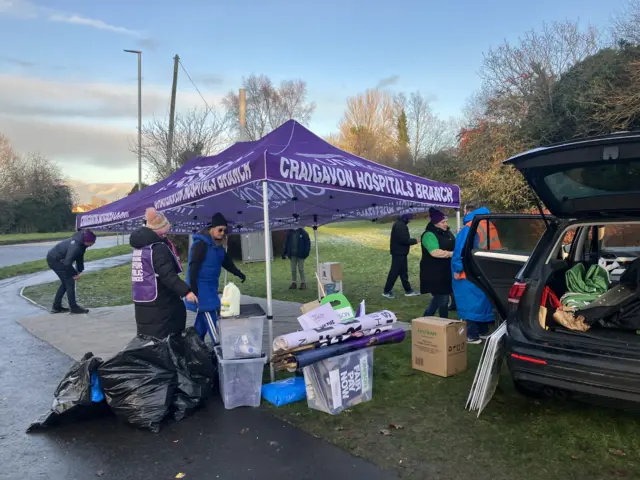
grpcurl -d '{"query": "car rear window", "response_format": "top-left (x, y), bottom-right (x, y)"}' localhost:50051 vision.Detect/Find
top-left (543, 160), bottom-right (640, 202)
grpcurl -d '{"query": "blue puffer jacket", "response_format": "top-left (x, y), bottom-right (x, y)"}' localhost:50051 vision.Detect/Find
top-left (451, 208), bottom-right (495, 323)
top-left (184, 233), bottom-right (226, 312)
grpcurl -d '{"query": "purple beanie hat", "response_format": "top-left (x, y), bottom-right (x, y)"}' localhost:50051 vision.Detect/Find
top-left (429, 208), bottom-right (446, 225)
top-left (82, 230), bottom-right (97, 244)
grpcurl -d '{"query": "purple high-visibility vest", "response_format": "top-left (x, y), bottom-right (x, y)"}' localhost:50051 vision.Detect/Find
top-left (132, 242), bottom-right (182, 303)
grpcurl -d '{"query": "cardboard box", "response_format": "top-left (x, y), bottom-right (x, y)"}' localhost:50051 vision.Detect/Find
top-left (411, 317), bottom-right (467, 377)
top-left (319, 262), bottom-right (343, 282)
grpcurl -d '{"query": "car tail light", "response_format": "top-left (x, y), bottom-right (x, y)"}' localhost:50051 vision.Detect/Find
top-left (508, 282), bottom-right (528, 305)
top-left (510, 353), bottom-right (547, 365)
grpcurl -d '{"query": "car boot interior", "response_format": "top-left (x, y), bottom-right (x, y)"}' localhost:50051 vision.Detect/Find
top-left (536, 223), bottom-right (640, 345)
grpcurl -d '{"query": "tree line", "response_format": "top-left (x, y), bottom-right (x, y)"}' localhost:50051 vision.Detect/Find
top-left (0, 135), bottom-right (75, 234)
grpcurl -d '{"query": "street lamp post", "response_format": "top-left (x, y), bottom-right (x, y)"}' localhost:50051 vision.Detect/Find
top-left (124, 49), bottom-right (142, 192)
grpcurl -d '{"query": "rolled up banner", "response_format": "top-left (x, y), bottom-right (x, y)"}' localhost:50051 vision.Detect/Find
top-left (273, 328), bottom-right (406, 372)
top-left (273, 310), bottom-right (397, 352)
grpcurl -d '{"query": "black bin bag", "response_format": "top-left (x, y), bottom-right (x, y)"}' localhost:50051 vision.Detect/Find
top-left (98, 335), bottom-right (176, 433)
top-left (27, 352), bottom-right (110, 432)
top-left (168, 328), bottom-right (216, 421)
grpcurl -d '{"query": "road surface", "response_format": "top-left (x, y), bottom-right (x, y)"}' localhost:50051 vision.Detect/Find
top-left (0, 234), bottom-right (129, 268)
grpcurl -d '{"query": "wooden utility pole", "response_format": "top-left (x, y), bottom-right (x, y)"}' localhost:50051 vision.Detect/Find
top-left (167, 54), bottom-right (180, 166)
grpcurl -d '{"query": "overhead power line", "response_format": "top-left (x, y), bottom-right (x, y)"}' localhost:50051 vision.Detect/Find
top-left (178, 59), bottom-right (215, 114)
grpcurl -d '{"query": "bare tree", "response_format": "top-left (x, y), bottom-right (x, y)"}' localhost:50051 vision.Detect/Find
top-left (132, 108), bottom-right (230, 182)
top-left (0, 134), bottom-right (21, 198)
top-left (269, 80), bottom-right (316, 128)
top-left (223, 74), bottom-right (316, 141)
top-left (612, 0), bottom-right (640, 46)
top-left (405, 91), bottom-right (457, 165)
top-left (336, 89), bottom-right (397, 162)
top-left (479, 20), bottom-right (601, 125)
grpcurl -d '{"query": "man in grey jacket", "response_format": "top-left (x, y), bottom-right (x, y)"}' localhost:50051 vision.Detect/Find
top-left (46, 230), bottom-right (96, 314)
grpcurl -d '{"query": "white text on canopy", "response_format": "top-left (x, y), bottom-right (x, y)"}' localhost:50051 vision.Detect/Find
top-left (279, 156), bottom-right (454, 204)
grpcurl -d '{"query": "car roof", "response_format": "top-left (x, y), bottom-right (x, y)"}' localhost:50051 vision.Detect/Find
top-left (504, 131), bottom-right (640, 165)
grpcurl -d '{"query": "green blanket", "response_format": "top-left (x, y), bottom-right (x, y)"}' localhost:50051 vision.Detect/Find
top-left (560, 264), bottom-right (609, 309)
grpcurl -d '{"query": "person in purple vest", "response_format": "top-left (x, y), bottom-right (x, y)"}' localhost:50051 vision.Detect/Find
top-left (185, 212), bottom-right (246, 341)
top-left (130, 208), bottom-right (198, 338)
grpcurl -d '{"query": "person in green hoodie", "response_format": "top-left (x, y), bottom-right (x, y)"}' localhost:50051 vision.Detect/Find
top-left (420, 208), bottom-right (456, 318)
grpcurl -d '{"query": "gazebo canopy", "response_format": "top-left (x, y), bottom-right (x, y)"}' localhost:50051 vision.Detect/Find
top-left (77, 120), bottom-right (460, 233)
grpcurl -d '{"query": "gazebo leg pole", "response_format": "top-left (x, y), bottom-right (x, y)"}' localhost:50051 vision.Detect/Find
top-left (262, 180), bottom-right (275, 382)
top-left (456, 209), bottom-right (461, 233)
top-left (313, 215), bottom-right (319, 301)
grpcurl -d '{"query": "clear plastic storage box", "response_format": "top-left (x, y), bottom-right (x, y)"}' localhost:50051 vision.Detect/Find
top-left (218, 303), bottom-right (265, 360)
top-left (303, 347), bottom-right (374, 415)
top-left (214, 346), bottom-right (266, 409)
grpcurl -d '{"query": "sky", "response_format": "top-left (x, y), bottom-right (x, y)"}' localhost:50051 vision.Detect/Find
top-left (0, 0), bottom-right (628, 184)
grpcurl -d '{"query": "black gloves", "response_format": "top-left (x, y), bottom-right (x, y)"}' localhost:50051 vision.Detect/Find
top-left (239, 273), bottom-right (247, 283)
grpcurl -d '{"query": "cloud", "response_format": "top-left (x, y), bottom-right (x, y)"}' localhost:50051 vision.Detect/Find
top-left (0, 115), bottom-right (134, 168)
top-left (0, 56), bottom-right (35, 68)
top-left (0, 73), bottom-right (225, 172)
top-left (0, 0), bottom-right (39, 18)
top-left (0, 73), bottom-right (221, 119)
top-left (49, 13), bottom-right (140, 36)
top-left (198, 74), bottom-right (225, 87)
top-left (0, 1), bottom-right (144, 38)
top-left (376, 75), bottom-right (400, 89)
top-left (137, 37), bottom-right (159, 50)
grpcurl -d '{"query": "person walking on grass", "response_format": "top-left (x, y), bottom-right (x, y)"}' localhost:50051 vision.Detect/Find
top-left (383, 213), bottom-right (420, 299)
top-left (420, 208), bottom-right (456, 318)
top-left (282, 227), bottom-right (311, 290)
top-left (185, 212), bottom-right (246, 341)
top-left (451, 201), bottom-right (498, 344)
top-left (130, 208), bottom-right (197, 338)
top-left (46, 229), bottom-right (96, 314)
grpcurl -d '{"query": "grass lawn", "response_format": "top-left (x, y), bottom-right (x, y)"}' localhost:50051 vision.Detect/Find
top-left (0, 231), bottom-right (114, 246)
top-left (22, 221), bottom-right (640, 480)
top-left (0, 244), bottom-right (132, 281)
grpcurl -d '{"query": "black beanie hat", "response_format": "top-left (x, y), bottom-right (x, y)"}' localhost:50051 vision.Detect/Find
top-left (210, 212), bottom-right (228, 228)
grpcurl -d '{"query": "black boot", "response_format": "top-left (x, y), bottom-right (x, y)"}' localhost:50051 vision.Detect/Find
top-left (50, 305), bottom-right (69, 314)
top-left (70, 306), bottom-right (90, 314)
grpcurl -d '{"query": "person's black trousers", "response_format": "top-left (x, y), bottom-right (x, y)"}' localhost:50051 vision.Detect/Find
top-left (384, 255), bottom-right (412, 293)
top-left (47, 260), bottom-right (78, 308)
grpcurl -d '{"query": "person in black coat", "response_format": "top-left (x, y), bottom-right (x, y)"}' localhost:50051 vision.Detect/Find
top-left (46, 229), bottom-right (96, 314)
top-left (282, 227), bottom-right (311, 290)
top-left (130, 208), bottom-right (198, 339)
top-left (383, 213), bottom-right (420, 298)
top-left (420, 208), bottom-right (456, 318)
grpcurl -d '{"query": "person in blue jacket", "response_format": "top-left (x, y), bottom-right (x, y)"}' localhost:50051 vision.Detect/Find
top-left (185, 212), bottom-right (246, 341)
top-left (451, 203), bottom-right (495, 344)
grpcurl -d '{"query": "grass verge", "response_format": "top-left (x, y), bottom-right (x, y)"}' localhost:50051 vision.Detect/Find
top-left (21, 222), bottom-right (640, 480)
top-left (0, 244), bottom-right (132, 281)
top-left (0, 231), bottom-right (114, 246)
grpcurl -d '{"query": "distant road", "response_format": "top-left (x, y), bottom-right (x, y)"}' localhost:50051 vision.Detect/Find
top-left (0, 235), bottom-right (130, 268)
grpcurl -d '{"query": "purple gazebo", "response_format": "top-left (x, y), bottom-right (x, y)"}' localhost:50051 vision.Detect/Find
top-left (78, 120), bottom-right (460, 378)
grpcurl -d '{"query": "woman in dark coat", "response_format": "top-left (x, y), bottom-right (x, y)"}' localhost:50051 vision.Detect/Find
top-left (130, 208), bottom-right (198, 338)
top-left (420, 208), bottom-right (456, 318)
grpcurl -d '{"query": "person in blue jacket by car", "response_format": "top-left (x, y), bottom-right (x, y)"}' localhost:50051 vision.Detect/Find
top-left (451, 202), bottom-right (496, 344)
top-left (185, 212), bottom-right (246, 341)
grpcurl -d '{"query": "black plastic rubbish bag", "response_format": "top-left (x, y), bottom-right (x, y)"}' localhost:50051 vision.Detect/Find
top-left (98, 335), bottom-right (176, 433)
top-left (168, 328), bottom-right (216, 421)
top-left (27, 352), bottom-right (110, 432)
